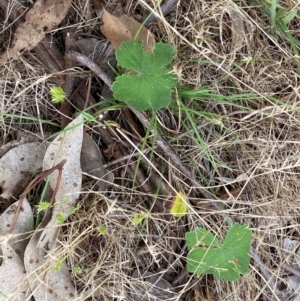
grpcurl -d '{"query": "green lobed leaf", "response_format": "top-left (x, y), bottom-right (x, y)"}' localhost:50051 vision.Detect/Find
top-left (185, 228), bottom-right (220, 251)
top-left (186, 223), bottom-right (252, 281)
top-left (112, 41), bottom-right (177, 111)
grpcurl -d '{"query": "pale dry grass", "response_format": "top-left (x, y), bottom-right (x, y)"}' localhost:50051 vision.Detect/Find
top-left (1, 0), bottom-right (300, 300)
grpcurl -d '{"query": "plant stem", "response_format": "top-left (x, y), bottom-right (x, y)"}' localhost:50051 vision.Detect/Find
top-left (67, 51), bottom-right (113, 87)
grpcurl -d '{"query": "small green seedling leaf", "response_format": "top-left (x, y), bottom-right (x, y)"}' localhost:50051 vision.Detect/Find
top-left (74, 266), bottom-right (83, 275)
top-left (62, 197), bottom-right (69, 204)
top-left (38, 201), bottom-right (50, 212)
top-left (53, 258), bottom-right (64, 271)
top-left (69, 203), bottom-right (81, 214)
top-left (97, 225), bottom-right (107, 235)
top-left (186, 223), bottom-right (252, 281)
top-left (132, 212), bottom-right (147, 225)
top-left (112, 41), bottom-right (177, 111)
top-left (50, 86), bottom-right (66, 103)
top-left (170, 192), bottom-right (188, 218)
top-left (56, 213), bottom-right (65, 224)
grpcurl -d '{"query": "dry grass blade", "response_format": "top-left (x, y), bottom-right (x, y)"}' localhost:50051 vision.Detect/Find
top-left (0, 142), bottom-right (47, 202)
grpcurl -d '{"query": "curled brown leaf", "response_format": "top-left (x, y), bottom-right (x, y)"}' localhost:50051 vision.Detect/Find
top-left (100, 9), bottom-right (155, 52)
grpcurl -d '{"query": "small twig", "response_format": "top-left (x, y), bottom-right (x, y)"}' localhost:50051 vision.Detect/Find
top-left (282, 263), bottom-right (300, 278)
top-left (48, 160), bottom-right (66, 206)
top-left (67, 50), bottom-right (113, 87)
top-left (61, 29), bottom-right (77, 128)
top-left (84, 74), bottom-right (92, 110)
top-left (144, 0), bottom-right (180, 27)
top-left (94, 148), bottom-right (150, 170)
top-left (67, 49), bottom-right (116, 114)
top-left (171, 269), bottom-right (189, 287)
top-left (124, 0), bottom-right (134, 14)
top-left (8, 159), bottom-right (67, 234)
top-left (122, 108), bottom-right (144, 137)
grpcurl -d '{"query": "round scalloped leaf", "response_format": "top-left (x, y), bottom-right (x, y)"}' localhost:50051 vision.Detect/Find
top-left (186, 223), bottom-right (252, 281)
top-left (112, 41), bottom-right (177, 111)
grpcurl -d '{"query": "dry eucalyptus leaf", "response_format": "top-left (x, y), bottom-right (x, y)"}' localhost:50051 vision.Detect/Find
top-left (0, 0), bottom-right (72, 63)
top-left (81, 133), bottom-right (113, 191)
top-left (0, 198), bottom-right (33, 258)
top-left (100, 9), bottom-right (155, 52)
top-left (0, 142), bottom-right (47, 201)
top-left (131, 269), bottom-right (175, 301)
top-left (0, 131), bottom-right (44, 158)
top-left (0, 197), bottom-right (32, 301)
top-left (24, 211), bottom-right (79, 301)
top-left (0, 241), bottom-right (30, 301)
top-left (39, 114), bottom-right (83, 248)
